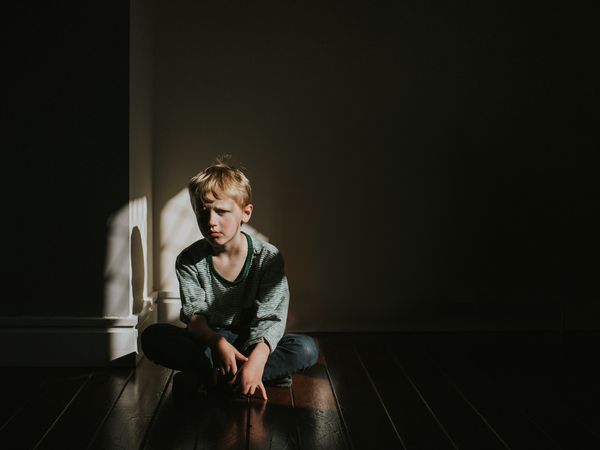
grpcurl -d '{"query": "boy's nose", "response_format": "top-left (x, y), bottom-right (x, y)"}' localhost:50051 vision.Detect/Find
top-left (208, 210), bottom-right (218, 226)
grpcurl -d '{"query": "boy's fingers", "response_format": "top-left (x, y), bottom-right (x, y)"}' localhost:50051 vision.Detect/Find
top-left (227, 371), bottom-right (239, 385)
top-left (250, 385), bottom-right (256, 396)
top-left (235, 349), bottom-right (249, 361)
top-left (258, 383), bottom-right (268, 400)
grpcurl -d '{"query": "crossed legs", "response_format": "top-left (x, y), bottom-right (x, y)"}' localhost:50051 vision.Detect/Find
top-left (141, 323), bottom-right (319, 385)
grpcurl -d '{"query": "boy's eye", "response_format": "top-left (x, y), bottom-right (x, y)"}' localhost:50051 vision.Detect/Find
top-left (197, 207), bottom-right (228, 216)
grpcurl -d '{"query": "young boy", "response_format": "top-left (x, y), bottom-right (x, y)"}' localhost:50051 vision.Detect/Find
top-left (141, 157), bottom-right (318, 403)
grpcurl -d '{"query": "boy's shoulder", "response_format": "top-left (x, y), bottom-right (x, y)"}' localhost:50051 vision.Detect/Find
top-left (176, 239), bottom-right (212, 267)
top-left (248, 233), bottom-right (287, 275)
top-left (248, 232), bottom-right (277, 255)
top-left (246, 232), bottom-right (284, 266)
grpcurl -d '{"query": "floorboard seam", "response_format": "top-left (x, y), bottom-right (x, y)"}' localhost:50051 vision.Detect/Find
top-left (139, 368), bottom-right (175, 450)
top-left (319, 337), bottom-right (354, 450)
top-left (353, 345), bottom-right (406, 450)
top-left (290, 383), bottom-right (303, 450)
top-left (245, 396), bottom-right (251, 450)
top-left (0, 377), bottom-right (49, 434)
top-left (33, 370), bottom-right (94, 449)
top-left (433, 354), bottom-right (563, 450)
top-left (85, 367), bottom-right (137, 450)
top-left (390, 351), bottom-right (459, 450)
top-left (428, 357), bottom-right (511, 450)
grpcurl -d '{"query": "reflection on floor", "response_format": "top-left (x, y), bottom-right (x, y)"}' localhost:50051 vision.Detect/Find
top-left (1, 332), bottom-right (598, 449)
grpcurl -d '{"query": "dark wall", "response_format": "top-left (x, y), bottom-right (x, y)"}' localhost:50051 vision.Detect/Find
top-left (6, 3), bottom-right (129, 316)
top-left (154, 1), bottom-right (598, 331)
top-left (4, 2), bottom-right (596, 330)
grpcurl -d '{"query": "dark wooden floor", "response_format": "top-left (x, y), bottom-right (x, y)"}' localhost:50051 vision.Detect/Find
top-left (1, 332), bottom-right (598, 449)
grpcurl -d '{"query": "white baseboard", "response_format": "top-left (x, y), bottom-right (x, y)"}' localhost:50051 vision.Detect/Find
top-left (0, 295), bottom-right (158, 367)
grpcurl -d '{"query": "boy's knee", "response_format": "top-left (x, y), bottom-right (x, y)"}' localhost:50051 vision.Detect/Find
top-left (288, 334), bottom-right (318, 368)
top-left (140, 324), bottom-right (160, 360)
top-left (303, 336), bottom-right (319, 367)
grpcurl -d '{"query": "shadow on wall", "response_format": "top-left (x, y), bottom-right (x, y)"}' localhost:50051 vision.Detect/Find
top-left (96, 197), bottom-right (152, 364)
top-left (104, 197), bottom-right (153, 364)
top-left (131, 225), bottom-right (145, 315)
top-left (159, 188), bottom-right (270, 293)
top-left (103, 196), bottom-right (149, 319)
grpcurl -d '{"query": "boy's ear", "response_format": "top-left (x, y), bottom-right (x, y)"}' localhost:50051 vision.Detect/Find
top-left (241, 203), bottom-right (253, 224)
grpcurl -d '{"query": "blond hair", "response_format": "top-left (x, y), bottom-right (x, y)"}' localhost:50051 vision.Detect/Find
top-left (187, 155), bottom-right (252, 214)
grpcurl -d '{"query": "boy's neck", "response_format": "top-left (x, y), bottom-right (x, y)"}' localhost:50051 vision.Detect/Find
top-left (210, 231), bottom-right (247, 258)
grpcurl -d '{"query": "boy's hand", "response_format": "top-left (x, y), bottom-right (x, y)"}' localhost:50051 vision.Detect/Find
top-left (228, 341), bottom-right (270, 400)
top-left (210, 335), bottom-right (248, 384)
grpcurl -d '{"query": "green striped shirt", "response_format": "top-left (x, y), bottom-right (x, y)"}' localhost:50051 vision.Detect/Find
top-left (176, 231), bottom-right (289, 354)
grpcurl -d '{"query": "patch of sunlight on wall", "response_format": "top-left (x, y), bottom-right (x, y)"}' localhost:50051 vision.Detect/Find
top-left (103, 196), bottom-right (149, 318)
top-left (160, 189), bottom-right (200, 292)
top-left (160, 188), bottom-right (270, 293)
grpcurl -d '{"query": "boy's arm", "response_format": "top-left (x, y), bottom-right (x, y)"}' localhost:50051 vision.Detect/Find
top-left (187, 313), bottom-right (221, 346)
top-left (242, 252), bottom-right (289, 355)
top-left (230, 252), bottom-right (288, 399)
top-left (176, 254), bottom-right (223, 347)
top-left (176, 254), bottom-right (210, 328)
top-left (231, 339), bottom-right (270, 400)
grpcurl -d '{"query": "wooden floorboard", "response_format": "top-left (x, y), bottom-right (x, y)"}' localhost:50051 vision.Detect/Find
top-left (144, 371), bottom-right (249, 450)
top-left (88, 356), bottom-right (172, 450)
top-left (1, 332), bottom-right (597, 450)
top-left (193, 390), bottom-right (249, 450)
top-left (142, 380), bottom-right (200, 450)
top-left (391, 335), bottom-right (507, 450)
top-left (0, 367), bottom-right (92, 450)
top-left (144, 368), bottom-right (297, 450)
top-left (248, 387), bottom-right (299, 450)
top-left (467, 332), bottom-right (600, 449)
top-left (319, 334), bottom-right (405, 449)
top-left (355, 335), bottom-right (455, 450)
top-left (426, 337), bottom-right (563, 449)
top-left (562, 332), bottom-right (600, 434)
top-left (292, 337), bottom-right (348, 450)
top-left (0, 367), bottom-right (50, 430)
top-left (35, 366), bottom-right (134, 450)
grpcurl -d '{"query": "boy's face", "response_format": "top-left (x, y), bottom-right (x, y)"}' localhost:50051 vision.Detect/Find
top-left (196, 192), bottom-right (253, 248)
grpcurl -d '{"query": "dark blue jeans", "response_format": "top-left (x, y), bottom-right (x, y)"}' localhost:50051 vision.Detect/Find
top-left (141, 323), bottom-right (319, 384)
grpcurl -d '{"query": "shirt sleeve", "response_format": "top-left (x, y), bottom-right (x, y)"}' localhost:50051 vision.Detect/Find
top-left (242, 251), bottom-right (289, 354)
top-left (176, 254), bottom-right (209, 324)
